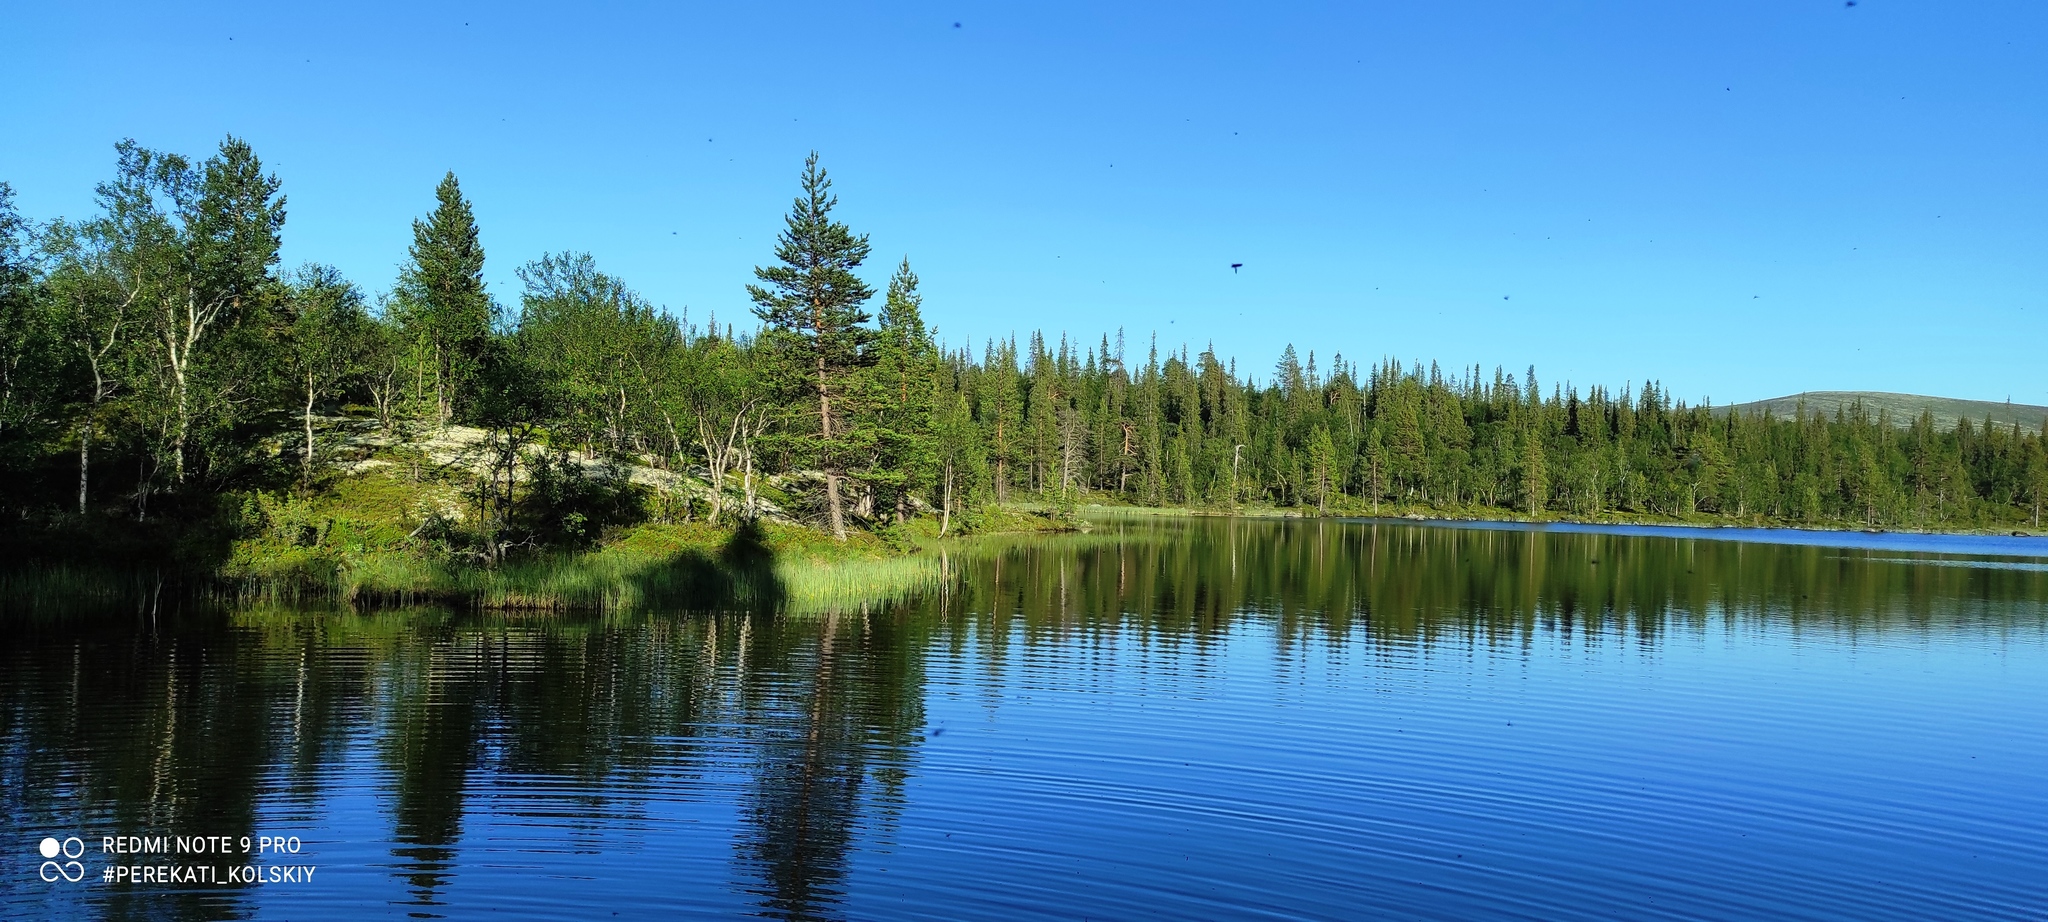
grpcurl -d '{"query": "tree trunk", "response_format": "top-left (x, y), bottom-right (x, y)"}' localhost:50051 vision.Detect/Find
top-left (135, 454), bottom-right (151, 521)
top-left (169, 353), bottom-right (189, 485)
top-left (440, 344), bottom-right (456, 426)
top-left (77, 419), bottom-right (92, 515)
top-left (743, 451), bottom-right (758, 520)
top-left (818, 352), bottom-right (847, 541)
top-left (303, 373), bottom-right (317, 489)
top-left (699, 420), bottom-right (729, 525)
top-left (162, 287), bottom-right (228, 488)
top-left (369, 362), bottom-right (397, 435)
top-left (939, 463), bottom-right (953, 537)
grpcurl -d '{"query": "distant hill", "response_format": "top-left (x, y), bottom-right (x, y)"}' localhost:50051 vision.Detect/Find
top-left (1725, 391), bottom-right (2048, 432)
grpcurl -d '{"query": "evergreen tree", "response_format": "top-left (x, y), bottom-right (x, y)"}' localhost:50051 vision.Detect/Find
top-left (979, 338), bottom-right (1023, 502)
top-left (1360, 425), bottom-right (1384, 513)
top-left (2025, 431), bottom-right (2047, 529)
top-left (395, 172), bottom-right (492, 426)
top-left (747, 152), bottom-right (875, 541)
top-left (1521, 420), bottom-right (1547, 515)
top-left (1306, 425), bottom-right (1336, 513)
top-left (8, 148), bottom-right (2048, 553)
top-left (860, 258), bottom-right (939, 522)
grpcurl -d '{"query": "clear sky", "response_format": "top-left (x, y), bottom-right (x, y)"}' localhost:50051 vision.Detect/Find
top-left (3, 1), bottom-right (2042, 406)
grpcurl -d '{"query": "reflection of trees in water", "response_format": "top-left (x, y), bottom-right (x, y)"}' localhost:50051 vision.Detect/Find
top-left (0, 616), bottom-right (378, 921)
top-left (0, 609), bottom-right (931, 921)
top-left (363, 610), bottom-right (929, 920)
top-left (381, 629), bottom-right (485, 905)
top-left (731, 611), bottom-right (925, 920)
top-left (947, 518), bottom-right (2048, 649)
top-left (374, 616), bottom-right (725, 909)
top-left (2, 520), bottom-right (2041, 919)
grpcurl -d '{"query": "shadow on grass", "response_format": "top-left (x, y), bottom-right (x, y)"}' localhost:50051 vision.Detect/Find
top-left (0, 499), bottom-right (239, 623)
top-left (335, 518), bottom-right (793, 614)
top-left (1, 518), bottom-right (795, 620)
top-left (4, 514), bottom-right (983, 620)
top-left (615, 517), bottom-right (787, 614)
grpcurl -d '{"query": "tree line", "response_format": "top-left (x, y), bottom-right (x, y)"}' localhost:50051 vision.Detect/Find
top-left (1, 137), bottom-right (2044, 562)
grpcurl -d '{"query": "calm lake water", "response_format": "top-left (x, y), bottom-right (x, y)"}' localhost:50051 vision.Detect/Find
top-left (5, 516), bottom-right (2046, 920)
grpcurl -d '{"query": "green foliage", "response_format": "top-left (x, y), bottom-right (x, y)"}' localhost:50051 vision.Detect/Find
top-left (0, 182), bottom-right (63, 481)
top-left (747, 152), bottom-right (875, 540)
top-left (285, 264), bottom-right (373, 485)
top-left (4, 140), bottom-right (2046, 618)
top-left (850, 258), bottom-right (939, 522)
top-left (1732, 391), bottom-right (2048, 433)
top-left (392, 172), bottom-right (493, 425)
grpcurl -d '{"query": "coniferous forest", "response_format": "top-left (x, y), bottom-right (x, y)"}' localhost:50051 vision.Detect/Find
top-left (1, 138), bottom-right (2045, 582)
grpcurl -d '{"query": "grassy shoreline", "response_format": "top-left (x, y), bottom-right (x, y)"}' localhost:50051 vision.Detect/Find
top-left (0, 506), bottom-right (1081, 620)
top-left (10, 486), bottom-right (2040, 622)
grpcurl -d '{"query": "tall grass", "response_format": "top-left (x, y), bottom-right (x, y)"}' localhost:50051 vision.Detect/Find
top-left (202, 523), bottom-right (961, 615)
top-left (5, 515), bottom-right (1099, 621)
top-left (0, 564), bottom-right (173, 621)
top-left (776, 553), bottom-right (950, 612)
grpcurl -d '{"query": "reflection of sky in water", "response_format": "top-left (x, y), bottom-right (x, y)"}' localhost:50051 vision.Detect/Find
top-left (1835, 556), bottom-right (2048, 572)
top-left (4, 517), bottom-right (2045, 920)
top-left (1352, 516), bottom-right (2048, 560)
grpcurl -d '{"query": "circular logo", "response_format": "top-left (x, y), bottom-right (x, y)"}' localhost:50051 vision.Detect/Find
top-left (36, 838), bottom-right (86, 883)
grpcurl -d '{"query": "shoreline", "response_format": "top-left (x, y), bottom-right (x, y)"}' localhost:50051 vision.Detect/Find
top-left (9, 501), bottom-right (2042, 622)
top-left (0, 512), bottom-right (1083, 620)
top-left (1076, 502), bottom-right (2046, 540)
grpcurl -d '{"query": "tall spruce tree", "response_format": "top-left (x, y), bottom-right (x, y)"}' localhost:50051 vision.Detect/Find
top-left (860, 257), bottom-right (938, 522)
top-left (396, 172), bottom-right (492, 426)
top-left (1521, 419), bottom-right (1547, 515)
top-left (747, 152), bottom-right (875, 540)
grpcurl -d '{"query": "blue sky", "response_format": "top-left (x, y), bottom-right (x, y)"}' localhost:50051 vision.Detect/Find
top-left (3, 1), bottom-right (2042, 405)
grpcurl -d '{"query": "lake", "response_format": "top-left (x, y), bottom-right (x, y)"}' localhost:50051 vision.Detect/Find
top-left (5, 516), bottom-right (2046, 920)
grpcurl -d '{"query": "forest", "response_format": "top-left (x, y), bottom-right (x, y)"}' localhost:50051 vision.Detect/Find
top-left (1, 136), bottom-right (2044, 580)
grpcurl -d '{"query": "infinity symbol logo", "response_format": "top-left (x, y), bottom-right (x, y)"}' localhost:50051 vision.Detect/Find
top-left (37, 837), bottom-right (86, 883)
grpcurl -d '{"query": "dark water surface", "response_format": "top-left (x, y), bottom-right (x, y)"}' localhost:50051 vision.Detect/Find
top-left (5, 517), bottom-right (2046, 920)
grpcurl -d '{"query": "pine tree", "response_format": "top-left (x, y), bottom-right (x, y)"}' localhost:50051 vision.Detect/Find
top-left (933, 386), bottom-right (984, 535)
top-left (395, 172), bottom-right (492, 426)
top-left (1522, 420), bottom-right (1547, 515)
top-left (2024, 430), bottom-right (2047, 529)
top-left (1307, 425), bottom-right (1336, 513)
top-left (860, 258), bottom-right (939, 522)
top-left (747, 152), bottom-right (875, 540)
top-left (1361, 425), bottom-right (1384, 513)
top-left (979, 337), bottom-right (1023, 503)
